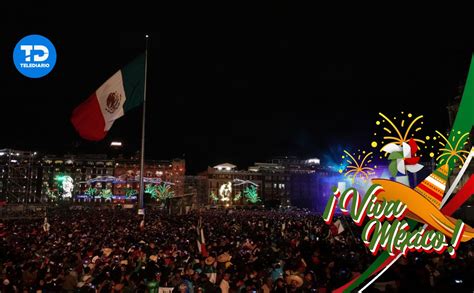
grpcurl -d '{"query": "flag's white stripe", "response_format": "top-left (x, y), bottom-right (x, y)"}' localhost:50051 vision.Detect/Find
top-left (360, 148), bottom-right (474, 292)
top-left (95, 70), bottom-right (127, 131)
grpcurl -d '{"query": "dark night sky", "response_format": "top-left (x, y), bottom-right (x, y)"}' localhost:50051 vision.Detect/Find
top-left (2, 5), bottom-right (474, 174)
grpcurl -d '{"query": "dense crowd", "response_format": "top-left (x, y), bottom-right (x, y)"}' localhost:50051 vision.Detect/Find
top-left (1, 206), bottom-right (473, 292)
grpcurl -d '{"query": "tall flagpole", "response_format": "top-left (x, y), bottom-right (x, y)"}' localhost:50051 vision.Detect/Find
top-left (138, 34), bottom-right (149, 214)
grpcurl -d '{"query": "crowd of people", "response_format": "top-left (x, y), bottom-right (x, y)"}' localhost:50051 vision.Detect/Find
top-left (1, 206), bottom-right (473, 292)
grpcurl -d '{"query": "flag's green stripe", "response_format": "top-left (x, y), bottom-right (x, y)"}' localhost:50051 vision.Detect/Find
top-left (123, 54), bottom-right (145, 112)
top-left (440, 54), bottom-right (474, 171)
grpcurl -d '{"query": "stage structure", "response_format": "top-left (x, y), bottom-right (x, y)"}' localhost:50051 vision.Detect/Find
top-left (0, 149), bottom-right (41, 203)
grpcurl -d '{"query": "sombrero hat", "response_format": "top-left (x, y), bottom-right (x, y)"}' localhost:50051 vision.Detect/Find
top-left (205, 256), bottom-right (215, 266)
top-left (102, 248), bottom-right (113, 257)
top-left (217, 252), bottom-right (232, 263)
top-left (149, 255), bottom-right (158, 262)
top-left (372, 164), bottom-right (474, 242)
top-left (286, 274), bottom-right (304, 288)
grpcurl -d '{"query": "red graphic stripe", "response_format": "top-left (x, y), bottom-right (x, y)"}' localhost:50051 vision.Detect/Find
top-left (416, 183), bottom-right (443, 201)
top-left (441, 175), bottom-right (474, 216)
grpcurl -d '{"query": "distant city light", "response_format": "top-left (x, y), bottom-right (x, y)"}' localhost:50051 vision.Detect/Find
top-left (214, 163), bottom-right (236, 171)
top-left (111, 141), bottom-right (122, 147)
top-left (305, 158), bottom-right (320, 165)
top-left (10, 159), bottom-right (17, 163)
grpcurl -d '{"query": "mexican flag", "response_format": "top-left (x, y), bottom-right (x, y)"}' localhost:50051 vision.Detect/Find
top-left (71, 54), bottom-right (145, 140)
top-left (330, 219), bottom-right (344, 236)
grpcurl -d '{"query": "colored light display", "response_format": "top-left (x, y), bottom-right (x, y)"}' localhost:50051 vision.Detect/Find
top-left (244, 185), bottom-right (260, 204)
top-left (219, 182), bottom-right (232, 202)
top-left (156, 183), bottom-right (174, 201)
top-left (54, 174), bottom-right (74, 198)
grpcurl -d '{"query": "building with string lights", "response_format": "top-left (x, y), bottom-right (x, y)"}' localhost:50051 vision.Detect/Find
top-left (113, 158), bottom-right (185, 197)
top-left (0, 149), bottom-right (41, 203)
top-left (248, 157), bottom-right (330, 210)
top-left (1, 148), bottom-right (336, 212)
top-left (203, 163), bottom-right (263, 206)
top-left (0, 150), bottom-right (185, 204)
top-left (197, 157), bottom-right (334, 210)
top-left (40, 154), bottom-right (115, 201)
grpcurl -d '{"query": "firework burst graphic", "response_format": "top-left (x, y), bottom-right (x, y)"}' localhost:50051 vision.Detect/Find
top-left (434, 130), bottom-right (470, 167)
top-left (372, 112), bottom-right (426, 158)
top-left (342, 149), bottom-right (375, 182)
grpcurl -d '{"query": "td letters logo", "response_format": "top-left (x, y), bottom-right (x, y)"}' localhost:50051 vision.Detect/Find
top-left (13, 34), bottom-right (57, 78)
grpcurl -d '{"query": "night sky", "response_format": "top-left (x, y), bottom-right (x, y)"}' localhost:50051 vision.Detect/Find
top-left (3, 6), bottom-right (474, 174)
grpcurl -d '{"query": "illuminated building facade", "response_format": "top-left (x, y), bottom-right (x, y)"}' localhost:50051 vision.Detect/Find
top-left (247, 157), bottom-right (326, 209)
top-left (248, 163), bottom-right (290, 207)
top-left (203, 163), bottom-right (263, 206)
top-left (41, 154), bottom-right (115, 200)
top-left (113, 158), bottom-right (185, 197)
top-left (202, 158), bottom-right (326, 209)
top-left (1, 148), bottom-right (335, 212)
top-left (0, 150), bottom-right (185, 203)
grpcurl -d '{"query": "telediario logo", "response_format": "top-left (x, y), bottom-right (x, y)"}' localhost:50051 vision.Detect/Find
top-left (13, 34), bottom-right (57, 78)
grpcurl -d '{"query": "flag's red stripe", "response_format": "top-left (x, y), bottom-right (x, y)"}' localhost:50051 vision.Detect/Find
top-left (201, 243), bottom-right (208, 257)
top-left (70, 93), bottom-right (106, 141)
